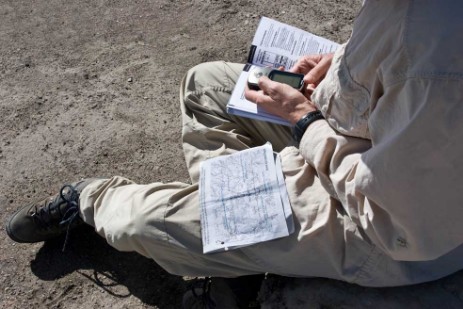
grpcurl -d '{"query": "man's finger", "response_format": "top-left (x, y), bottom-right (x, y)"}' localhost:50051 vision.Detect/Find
top-left (304, 55), bottom-right (333, 84)
top-left (244, 87), bottom-right (271, 106)
top-left (290, 57), bottom-right (318, 74)
top-left (257, 76), bottom-right (283, 98)
top-left (306, 83), bottom-right (316, 91)
top-left (244, 87), bottom-right (260, 103)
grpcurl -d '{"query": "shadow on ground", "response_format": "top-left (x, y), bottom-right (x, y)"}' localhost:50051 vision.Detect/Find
top-left (30, 225), bottom-right (187, 307)
top-left (261, 270), bottom-right (463, 308)
top-left (24, 225), bottom-right (463, 308)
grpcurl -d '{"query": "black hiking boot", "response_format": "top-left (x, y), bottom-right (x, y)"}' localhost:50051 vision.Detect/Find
top-left (182, 275), bottom-right (264, 309)
top-left (5, 179), bottom-right (96, 244)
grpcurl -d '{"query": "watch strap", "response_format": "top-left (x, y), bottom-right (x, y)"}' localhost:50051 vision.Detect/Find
top-left (292, 110), bottom-right (324, 143)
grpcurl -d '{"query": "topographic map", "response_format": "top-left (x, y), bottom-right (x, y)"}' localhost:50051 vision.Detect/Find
top-left (200, 144), bottom-right (293, 253)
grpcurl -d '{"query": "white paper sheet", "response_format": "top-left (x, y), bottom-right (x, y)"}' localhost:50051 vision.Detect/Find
top-left (227, 17), bottom-right (340, 125)
top-left (199, 143), bottom-right (293, 254)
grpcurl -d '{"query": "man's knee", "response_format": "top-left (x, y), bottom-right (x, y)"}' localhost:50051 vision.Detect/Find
top-left (183, 61), bottom-right (229, 94)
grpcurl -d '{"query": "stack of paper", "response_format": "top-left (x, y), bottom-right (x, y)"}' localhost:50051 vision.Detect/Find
top-left (199, 143), bottom-right (294, 254)
top-left (227, 17), bottom-right (339, 126)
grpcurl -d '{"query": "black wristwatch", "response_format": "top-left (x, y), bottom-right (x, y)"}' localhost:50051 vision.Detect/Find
top-left (292, 110), bottom-right (324, 143)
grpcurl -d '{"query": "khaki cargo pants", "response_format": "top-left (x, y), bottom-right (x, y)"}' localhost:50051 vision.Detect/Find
top-left (79, 61), bottom-right (463, 287)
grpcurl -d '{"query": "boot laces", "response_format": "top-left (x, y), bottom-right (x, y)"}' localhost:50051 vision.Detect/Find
top-left (31, 184), bottom-right (81, 251)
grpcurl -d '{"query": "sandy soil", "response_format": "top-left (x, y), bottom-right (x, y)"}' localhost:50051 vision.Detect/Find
top-left (1, 0), bottom-right (463, 308)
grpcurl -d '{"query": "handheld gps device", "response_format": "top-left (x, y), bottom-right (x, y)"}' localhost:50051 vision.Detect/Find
top-left (247, 66), bottom-right (305, 91)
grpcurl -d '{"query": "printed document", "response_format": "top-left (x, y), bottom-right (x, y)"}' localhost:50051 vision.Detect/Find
top-left (199, 143), bottom-right (294, 254)
top-left (227, 17), bottom-right (340, 126)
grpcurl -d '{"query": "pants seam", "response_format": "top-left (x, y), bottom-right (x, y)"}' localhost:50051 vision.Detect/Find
top-left (352, 244), bottom-right (379, 284)
top-left (162, 201), bottom-right (172, 243)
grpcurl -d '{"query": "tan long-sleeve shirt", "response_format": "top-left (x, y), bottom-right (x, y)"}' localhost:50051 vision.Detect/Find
top-left (303, 0), bottom-right (463, 262)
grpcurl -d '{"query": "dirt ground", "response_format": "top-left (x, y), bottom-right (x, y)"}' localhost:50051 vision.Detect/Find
top-left (2, 0), bottom-right (463, 308)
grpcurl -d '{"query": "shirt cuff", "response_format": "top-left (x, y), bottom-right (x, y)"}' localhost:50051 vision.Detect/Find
top-left (299, 119), bottom-right (335, 165)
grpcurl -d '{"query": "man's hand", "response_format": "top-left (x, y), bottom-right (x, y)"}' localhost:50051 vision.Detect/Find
top-left (290, 53), bottom-right (334, 95)
top-left (244, 76), bottom-right (317, 125)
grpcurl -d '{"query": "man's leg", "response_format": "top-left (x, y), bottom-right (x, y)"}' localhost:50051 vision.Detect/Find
top-left (6, 61), bottom-right (292, 278)
top-left (78, 61), bottom-right (463, 287)
top-left (8, 61), bottom-right (448, 287)
top-left (3, 61), bottom-right (381, 283)
top-left (77, 61), bottom-right (295, 277)
top-left (180, 61), bottom-right (293, 182)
